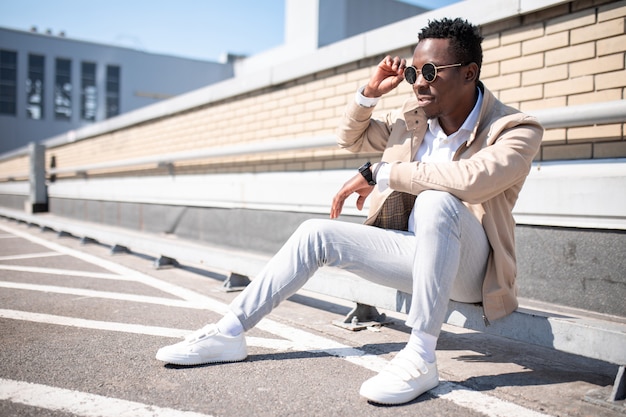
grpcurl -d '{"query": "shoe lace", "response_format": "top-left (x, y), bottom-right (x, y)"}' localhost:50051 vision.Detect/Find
top-left (382, 349), bottom-right (430, 381)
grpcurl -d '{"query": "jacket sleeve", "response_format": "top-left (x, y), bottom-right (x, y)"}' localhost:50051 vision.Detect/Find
top-left (336, 101), bottom-right (394, 154)
top-left (389, 115), bottom-right (543, 204)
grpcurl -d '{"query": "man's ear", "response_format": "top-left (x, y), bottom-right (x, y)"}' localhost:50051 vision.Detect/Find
top-left (465, 63), bottom-right (479, 83)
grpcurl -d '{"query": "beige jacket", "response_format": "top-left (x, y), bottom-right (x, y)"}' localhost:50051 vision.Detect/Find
top-left (336, 83), bottom-right (543, 323)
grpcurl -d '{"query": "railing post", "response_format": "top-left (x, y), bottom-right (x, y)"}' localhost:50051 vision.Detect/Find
top-left (25, 142), bottom-right (48, 213)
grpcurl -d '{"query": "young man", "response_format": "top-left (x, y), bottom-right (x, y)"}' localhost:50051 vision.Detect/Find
top-left (156, 18), bottom-right (543, 405)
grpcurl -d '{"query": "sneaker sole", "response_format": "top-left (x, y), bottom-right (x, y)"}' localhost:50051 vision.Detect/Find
top-left (155, 351), bottom-right (248, 366)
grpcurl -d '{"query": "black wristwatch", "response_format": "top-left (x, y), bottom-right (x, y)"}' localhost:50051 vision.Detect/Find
top-left (358, 161), bottom-right (376, 185)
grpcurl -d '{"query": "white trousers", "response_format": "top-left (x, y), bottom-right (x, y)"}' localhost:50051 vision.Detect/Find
top-left (230, 190), bottom-right (490, 337)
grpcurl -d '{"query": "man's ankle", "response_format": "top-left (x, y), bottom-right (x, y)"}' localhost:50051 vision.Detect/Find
top-left (217, 311), bottom-right (244, 337)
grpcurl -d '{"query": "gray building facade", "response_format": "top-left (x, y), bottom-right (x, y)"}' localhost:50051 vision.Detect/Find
top-left (0, 27), bottom-right (234, 153)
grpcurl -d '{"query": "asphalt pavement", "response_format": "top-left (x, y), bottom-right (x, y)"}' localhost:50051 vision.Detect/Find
top-left (0, 216), bottom-right (621, 417)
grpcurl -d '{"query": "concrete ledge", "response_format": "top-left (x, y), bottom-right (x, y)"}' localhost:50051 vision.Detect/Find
top-left (1, 206), bottom-right (624, 370)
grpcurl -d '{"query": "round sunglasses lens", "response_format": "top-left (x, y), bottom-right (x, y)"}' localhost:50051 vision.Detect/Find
top-left (422, 63), bottom-right (436, 82)
top-left (404, 66), bottom-right (417, 84)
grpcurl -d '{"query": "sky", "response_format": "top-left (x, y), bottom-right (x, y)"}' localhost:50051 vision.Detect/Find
top-left (0, 0), bottom-right (460, 63)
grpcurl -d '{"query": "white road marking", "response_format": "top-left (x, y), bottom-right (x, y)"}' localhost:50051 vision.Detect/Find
top-left (0, 251), bottom-right (62, 261)
top-left (0, 264), bottom-right (124, 279)
top-left (0, 308), bottom-right (298, 351)
top-left (0, 281), bottom-right (201, 309)
top-left (430, 382), bottom-right (553, 417)
top-left (0, 378), bottom-right (215, 417)
top-left (0, 222), bottom-right (555, 417)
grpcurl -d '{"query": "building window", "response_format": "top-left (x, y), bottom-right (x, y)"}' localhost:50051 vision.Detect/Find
top-left (0, 50), bottom-right (17, 115)
top-left (81, 62), bottom-right (97, 121)
top-left (26, 54), bottom-right (45, 120)
top-left (54, 58), bottom-right (72, 120)
top-left (106, 65), bottom-right (120, 118)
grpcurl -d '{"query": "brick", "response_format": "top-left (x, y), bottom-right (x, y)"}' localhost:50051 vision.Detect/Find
top-left (287, 83), bottom-right (306, 97)
top-left (541, 128), bottom-right (567, 144)
top-left (501, 84), bottom-right (544, 104)
top-left (501, 23), bottom-right (544, 45)
top-left (303, 119), bottom-right (326, 133)
top-left (482, 73), bottom-right (521, 91)
top-left (481, 62), bottom-right (500, 78)
top-left (545, 42), bottom-right (596, 66)
top-left (483, 43), bottom-right (521, 64)
top-left (286, 102), bottom-right (305, 115)
top-left (324, 73), bottom-right (347, 87)
top-left (568, 88), bottom-right (623, 105)
top-left (314, 107), bottom-right (335, 121)
top-left (323, 117), bottom-right (341, 130)
top-left (334, 79), bottom-right (361, 95)
top-left (325, 95), bottom-right (348, 109)
top-left (522, 31), bottom-right (569, 55)
top-left (570, 54), bottom-right (624, 77)
top-left (598, 1), bottom-right (626, 22)
top-left (278, 95), bottom-right (297, 108)
top-left (295, 111), bottom-right (314, 124)
top-left (596, 69), bottom-right (626, 89)
top-left (598, 34), bottom-right (626, 55)
top-left (567, 123), bottom-right (622, 141)
top-left (501, 53), bottom-right (544, 74)
top-left (295, 91), bottom-right (315, 104)
top-left (482, 33), bottom-right (501, 50)
top-left (314, 85), bottom-right (336, 100)
top-left (594, 140), bottom-right (626, 158)
top-left (304, 100), bottom-right (324, 112)
top-left (522, 64), bottom-right (568, 86)
top-left (347, 67), bottom-right (372, 82)
top-left (542, 143), bottom-right (593, 160)
top-left (546, 8), bottom-right (596, 35)
top-left (520, 96), bottom-right (567, 112)
top-left (571, 18), bottom-right (626, 45)
top-left (306, 78), bottom-right (327, 92)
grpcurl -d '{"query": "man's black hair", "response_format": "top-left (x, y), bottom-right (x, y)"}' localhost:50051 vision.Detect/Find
top-left (418, 18), bottom-right (483, 78)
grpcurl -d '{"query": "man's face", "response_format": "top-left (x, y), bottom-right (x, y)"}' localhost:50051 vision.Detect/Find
top-left (410, 38), bottom-right (467, 120)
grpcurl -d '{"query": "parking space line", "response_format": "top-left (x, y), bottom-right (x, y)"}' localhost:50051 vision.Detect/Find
top-left (0, 264), bottom-right (124, 279)
top-left (0, 281), bottom-right (202, 308)
top-left (0, 308), bottom-right (298, 351)
top-left (0, 251), bottom-right (62, 261)
top-left (0, 378), bottom-right (216, 417)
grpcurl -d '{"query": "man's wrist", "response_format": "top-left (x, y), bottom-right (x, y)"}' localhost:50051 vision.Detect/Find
top-left (358, 161), bottom-right (376, 185)
top-left (355, 86), bottom-right (380, 108)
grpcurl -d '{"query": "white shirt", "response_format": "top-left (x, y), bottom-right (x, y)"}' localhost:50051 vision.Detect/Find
top-left (355, 86), bottom-right (483, 232)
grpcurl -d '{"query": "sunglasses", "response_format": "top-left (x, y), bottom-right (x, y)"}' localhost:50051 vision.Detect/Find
top-left (403, 62), bottom-right (463, 84)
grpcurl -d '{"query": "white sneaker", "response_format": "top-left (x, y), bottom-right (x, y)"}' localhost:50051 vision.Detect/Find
top-left (156, 324), bottom-right (247, 366)
top-left (359, 348), bottom-right (439, 404)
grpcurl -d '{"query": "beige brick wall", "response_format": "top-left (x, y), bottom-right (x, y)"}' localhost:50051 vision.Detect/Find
top-left (1, 0), bottom-right (624, 180)
top-left (0, 154), bottom-right (29, 180)
top-left (482, 0), bottom-right (625, 161)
